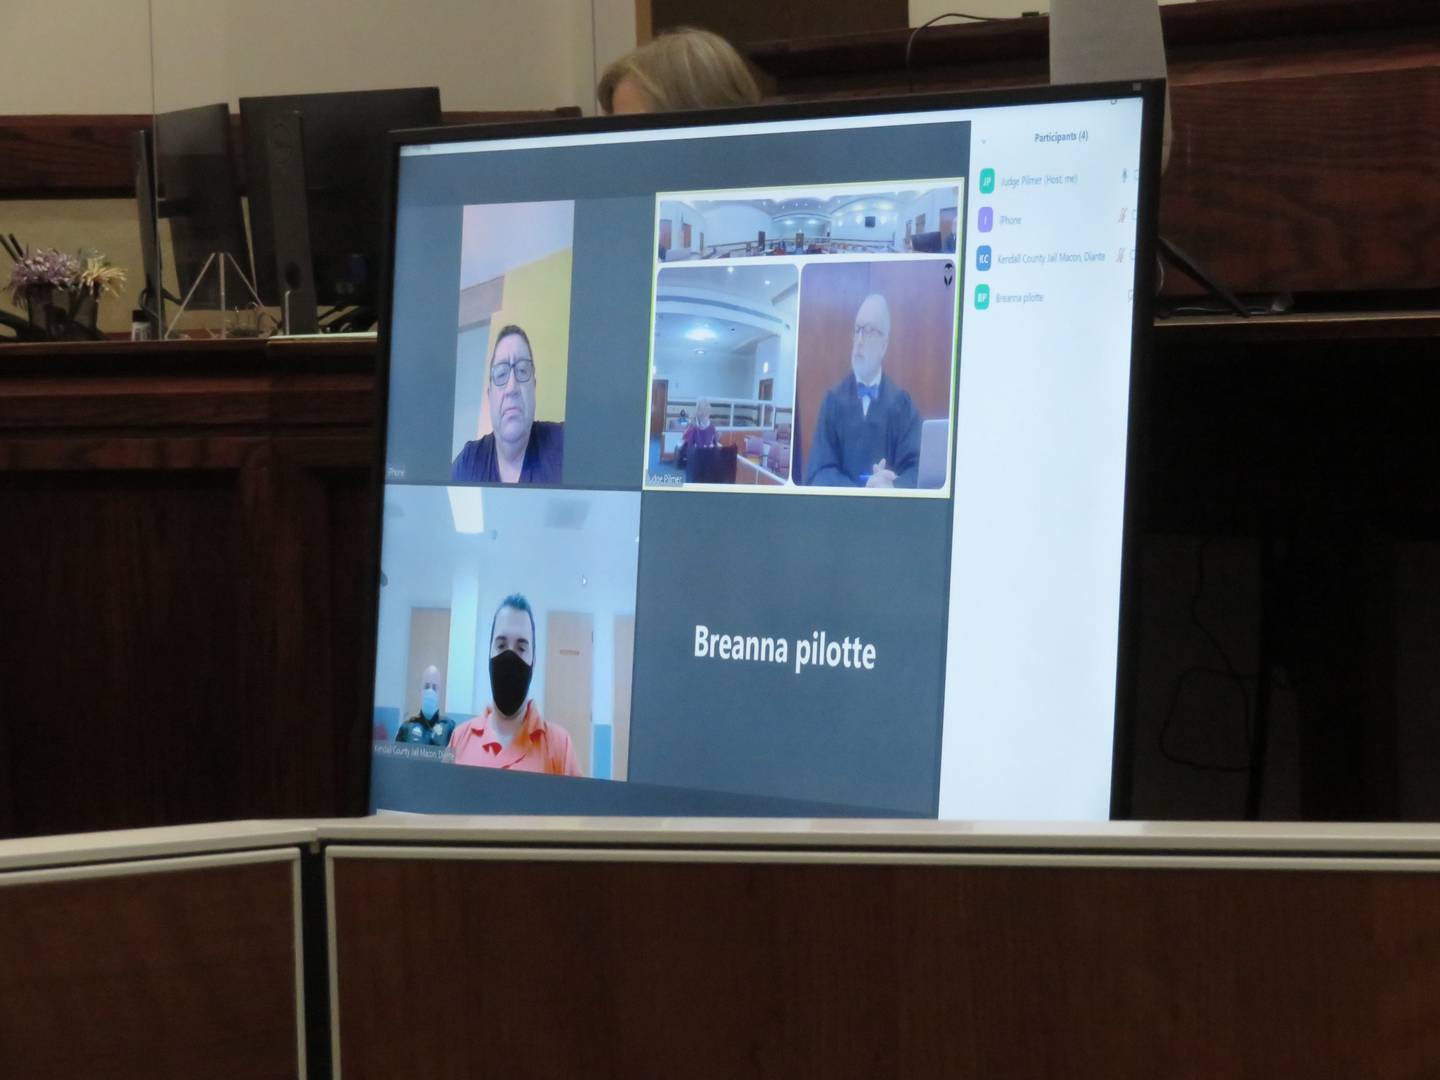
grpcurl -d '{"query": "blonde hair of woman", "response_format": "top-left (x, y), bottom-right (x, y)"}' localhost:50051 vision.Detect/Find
top-left (599, 28), bottom-right (763, 115)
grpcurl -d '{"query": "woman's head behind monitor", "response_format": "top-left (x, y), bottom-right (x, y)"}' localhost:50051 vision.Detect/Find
top-left (598, 28), bottom-right (763, 115)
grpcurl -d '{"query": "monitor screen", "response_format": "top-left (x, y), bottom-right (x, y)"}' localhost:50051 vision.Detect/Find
top-left (368, 83), bottom-right (1161, 820)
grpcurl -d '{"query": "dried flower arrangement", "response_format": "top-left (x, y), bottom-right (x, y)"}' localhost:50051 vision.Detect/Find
top-left (2, 236), bottom-right (126, 339)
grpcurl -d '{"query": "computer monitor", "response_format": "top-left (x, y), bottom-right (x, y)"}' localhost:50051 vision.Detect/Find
top-left (367, 82), bottom-right (1163, 820)
top-left (239, 87), bottom-right (443, 322)
top-left (131, 128), bottom-right (163, 336)
top-left (916, 418), bottom-right (949, 490)
top-left (151, 103), bottom-right (253, 314)
top-left (685, 444), bottom-right (738, 485)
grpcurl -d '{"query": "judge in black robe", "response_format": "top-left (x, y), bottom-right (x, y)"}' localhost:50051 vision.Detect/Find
top-left (803, 293), bottom-right (922, 488)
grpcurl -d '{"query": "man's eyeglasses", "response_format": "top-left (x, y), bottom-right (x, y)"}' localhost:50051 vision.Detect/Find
top-left (854, 324), bottom-right (887, 343)
top-left (491, 358), bottom-right (535, 387)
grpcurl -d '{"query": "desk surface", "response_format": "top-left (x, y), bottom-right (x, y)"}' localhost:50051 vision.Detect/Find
top-left (321, 814), bottom-right (1440, 857)
top-left (0, 820), bottom-right (316, 873)
top-left (10, 816), bottom-right (1440, 873)
top-left (3, 311), bottom-right (1436, 365)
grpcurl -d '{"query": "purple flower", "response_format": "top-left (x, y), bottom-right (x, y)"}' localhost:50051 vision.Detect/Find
top-left (7, 249), bottom-right (81, 306)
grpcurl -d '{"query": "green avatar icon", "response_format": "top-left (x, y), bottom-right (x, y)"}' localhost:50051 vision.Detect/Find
top-left (979, 168), bottom-right (996, 194)
top-left (974, 284), bottom-right (991, 309)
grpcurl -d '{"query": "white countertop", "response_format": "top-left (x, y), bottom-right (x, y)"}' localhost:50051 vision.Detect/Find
top-left (8, 816), bottom-right (1440, 873)
top-left (0, 819), bottom-right (316, 873)
top-left (318, 815), bottom-right (1440, 855)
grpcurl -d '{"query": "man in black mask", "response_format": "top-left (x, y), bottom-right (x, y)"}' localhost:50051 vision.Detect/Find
top-left (447, 594), bottom-right (580, 775)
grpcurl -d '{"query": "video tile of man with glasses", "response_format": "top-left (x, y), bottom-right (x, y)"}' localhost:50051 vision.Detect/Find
top-left (450, 200), bottom-right (573, 486)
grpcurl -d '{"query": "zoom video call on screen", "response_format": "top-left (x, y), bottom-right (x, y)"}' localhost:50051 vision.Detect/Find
top-left (374, 91), bottom-right (1151, 820)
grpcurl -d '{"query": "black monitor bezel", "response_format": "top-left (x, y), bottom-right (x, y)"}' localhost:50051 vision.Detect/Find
top-left (357, 79), bottom-right (1165, 822)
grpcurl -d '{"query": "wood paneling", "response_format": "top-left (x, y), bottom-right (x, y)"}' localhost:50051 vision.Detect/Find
top-left (750, 0), bottom-right (1440, 86)
top-left (0, 339), bottom-right (377, 838)
top-left (0, 109), bottom-right (582, 200)
top-left (1160, 63), bottom-right (1440, 296)
top-left (1142, 316), bottom-right (1440, 819)
top-left (747, 0), bottom-right (1440, 297)
top-left (0, 114), bottom-right (151, 199)
top-left (1145, 315), bottom-right (1440, 535)
top-left (0, 856), bottom-right (300, 1078)
top-left (0, 311), bottom-right (1436, 833)
top-left (331, 853), bottom-right (1440, 1077)
top-left (651, 0), bottom-right (906, 49)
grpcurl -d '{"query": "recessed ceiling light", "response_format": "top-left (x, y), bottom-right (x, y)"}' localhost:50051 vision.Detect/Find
top-left (447, 487), bottom-right (486, 534)
top-left (685, 326), bottom-right (718, 343)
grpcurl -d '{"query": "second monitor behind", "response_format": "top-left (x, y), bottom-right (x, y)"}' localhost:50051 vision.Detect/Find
top-left (151, 103), bottom-right (252, 313)
top-left (239, 87), bottom-right (443, 328)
